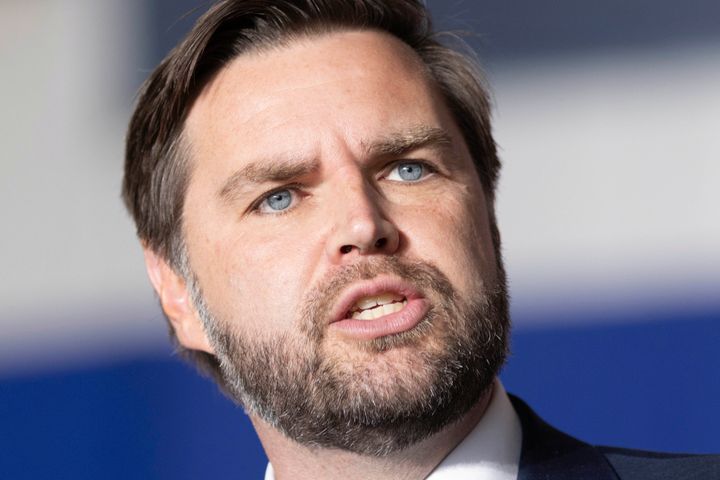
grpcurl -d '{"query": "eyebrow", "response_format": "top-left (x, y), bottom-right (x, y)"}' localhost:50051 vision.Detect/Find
top-left (219, 157), bottom-right (319, 203)
top-left (366, 125), bottom-right (453, 158)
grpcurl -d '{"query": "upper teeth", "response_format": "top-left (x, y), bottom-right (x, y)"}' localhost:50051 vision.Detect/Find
top-left (350, 293), bottom-right (407, 320)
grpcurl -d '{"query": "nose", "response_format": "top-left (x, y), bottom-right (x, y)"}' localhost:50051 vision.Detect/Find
top-left (325, 178), bottom-right (400, 263)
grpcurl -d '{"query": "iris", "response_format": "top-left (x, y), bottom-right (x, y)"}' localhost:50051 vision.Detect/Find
top-left (266, 190), bottom-right (292, 211)
top-left (397, 162), bottom-right (423, 181)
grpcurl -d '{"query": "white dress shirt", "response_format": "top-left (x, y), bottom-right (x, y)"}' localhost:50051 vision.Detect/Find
top-left (265, 380), bottom-right (522, 480)
top-left (426, 381), bottom-right (522, 479)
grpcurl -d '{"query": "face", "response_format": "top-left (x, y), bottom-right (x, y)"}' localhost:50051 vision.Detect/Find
top-left (177, 30), bottom-right (508, 454)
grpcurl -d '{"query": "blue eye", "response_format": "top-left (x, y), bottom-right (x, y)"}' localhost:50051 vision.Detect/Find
top-left (261, 189), bottom-right (293, 212)
top-left (387, 162), bottom-right (426, 182)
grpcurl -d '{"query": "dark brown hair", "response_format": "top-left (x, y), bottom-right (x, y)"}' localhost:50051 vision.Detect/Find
top-left (122, 0), bottom-right (501, 378)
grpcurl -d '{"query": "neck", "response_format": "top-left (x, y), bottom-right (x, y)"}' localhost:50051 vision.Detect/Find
top-left (254, 384), bottom-right (494, 480)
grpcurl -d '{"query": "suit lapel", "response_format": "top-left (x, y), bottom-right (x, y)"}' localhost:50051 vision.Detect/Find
top-left (509, 395), bottom-right (619, 480)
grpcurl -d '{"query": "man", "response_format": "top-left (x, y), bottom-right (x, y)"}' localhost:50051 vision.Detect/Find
top-left (122, 1), bottom-right (718, 478)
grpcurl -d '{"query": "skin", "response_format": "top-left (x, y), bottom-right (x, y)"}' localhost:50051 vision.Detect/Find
top-left (145, 30), bottom-right (500, 479)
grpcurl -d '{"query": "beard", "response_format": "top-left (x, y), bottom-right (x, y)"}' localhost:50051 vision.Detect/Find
top-left (188, 256), bottom-right (510, 456)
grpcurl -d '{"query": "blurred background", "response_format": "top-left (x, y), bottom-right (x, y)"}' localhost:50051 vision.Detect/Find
top-left (1, 0), bottom-right (718, 478)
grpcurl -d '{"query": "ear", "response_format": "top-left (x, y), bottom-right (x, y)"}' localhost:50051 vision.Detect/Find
top-left (143, 248), bottom-right (215, 354)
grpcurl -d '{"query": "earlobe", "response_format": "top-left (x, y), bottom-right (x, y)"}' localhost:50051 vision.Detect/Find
top-left (143, 248), bottom-right (215, 354)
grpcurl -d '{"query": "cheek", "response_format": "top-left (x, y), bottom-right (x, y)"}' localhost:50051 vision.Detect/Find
top-left (193, 233), bottom-right (310, 334)
top-left (395, 190), bottom-right (496, 294)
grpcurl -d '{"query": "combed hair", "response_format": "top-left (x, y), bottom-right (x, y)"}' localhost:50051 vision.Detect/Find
top-left (122, 0), bottom-right (501, 384)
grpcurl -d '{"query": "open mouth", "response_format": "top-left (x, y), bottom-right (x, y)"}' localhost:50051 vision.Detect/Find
top-left (347, 293), bottom-right (408, 320)
top-left (328, 276), bottom-right (429, 340)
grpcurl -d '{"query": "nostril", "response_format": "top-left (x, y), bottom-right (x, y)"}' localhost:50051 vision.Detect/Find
top-left (374, 237), bottom-right (387, 249)
top-left (340, 245), bottom-right (353, 254)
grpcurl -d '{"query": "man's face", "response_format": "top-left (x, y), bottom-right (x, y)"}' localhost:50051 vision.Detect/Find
top-left (179, 30), bottom-right (508, 453)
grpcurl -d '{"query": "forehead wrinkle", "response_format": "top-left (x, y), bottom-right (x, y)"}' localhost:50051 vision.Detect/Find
top-left (219, 156), bottom-right (319, 203)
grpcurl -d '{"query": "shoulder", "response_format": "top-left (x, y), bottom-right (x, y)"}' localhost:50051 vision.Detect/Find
top-left (599, 446), bottom-right (720, 480)
top-left (508, 393), bottom-right (720, 480)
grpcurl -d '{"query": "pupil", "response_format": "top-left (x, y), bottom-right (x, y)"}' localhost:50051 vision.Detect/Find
top-left (399, 163), bottom-right (422, 181)
top-left (268, 190), bottom-right (291, 210)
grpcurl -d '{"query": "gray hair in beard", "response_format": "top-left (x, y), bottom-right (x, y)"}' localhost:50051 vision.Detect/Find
top-left (185, 256), bottom-right (510, 456)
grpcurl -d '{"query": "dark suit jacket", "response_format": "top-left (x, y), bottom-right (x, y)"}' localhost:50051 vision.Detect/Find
top-left (510, 395), bottom-right (720, 479)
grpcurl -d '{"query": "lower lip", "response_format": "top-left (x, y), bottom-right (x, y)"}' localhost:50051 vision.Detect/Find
top-left (329, 298), bottom-right (430, 341)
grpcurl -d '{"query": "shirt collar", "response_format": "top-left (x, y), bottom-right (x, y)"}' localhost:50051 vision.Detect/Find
top-left (265, 380), bottom-right (521, 480)
top-left (426, 380), bottom-right (522, 480)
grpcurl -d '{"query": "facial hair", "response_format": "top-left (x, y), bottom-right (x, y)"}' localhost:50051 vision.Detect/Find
top-left (189, 256), bottom-right (510, 456)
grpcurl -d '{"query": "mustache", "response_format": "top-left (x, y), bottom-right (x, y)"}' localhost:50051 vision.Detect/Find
top-left (298, 256), bottom-right (455, 340)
